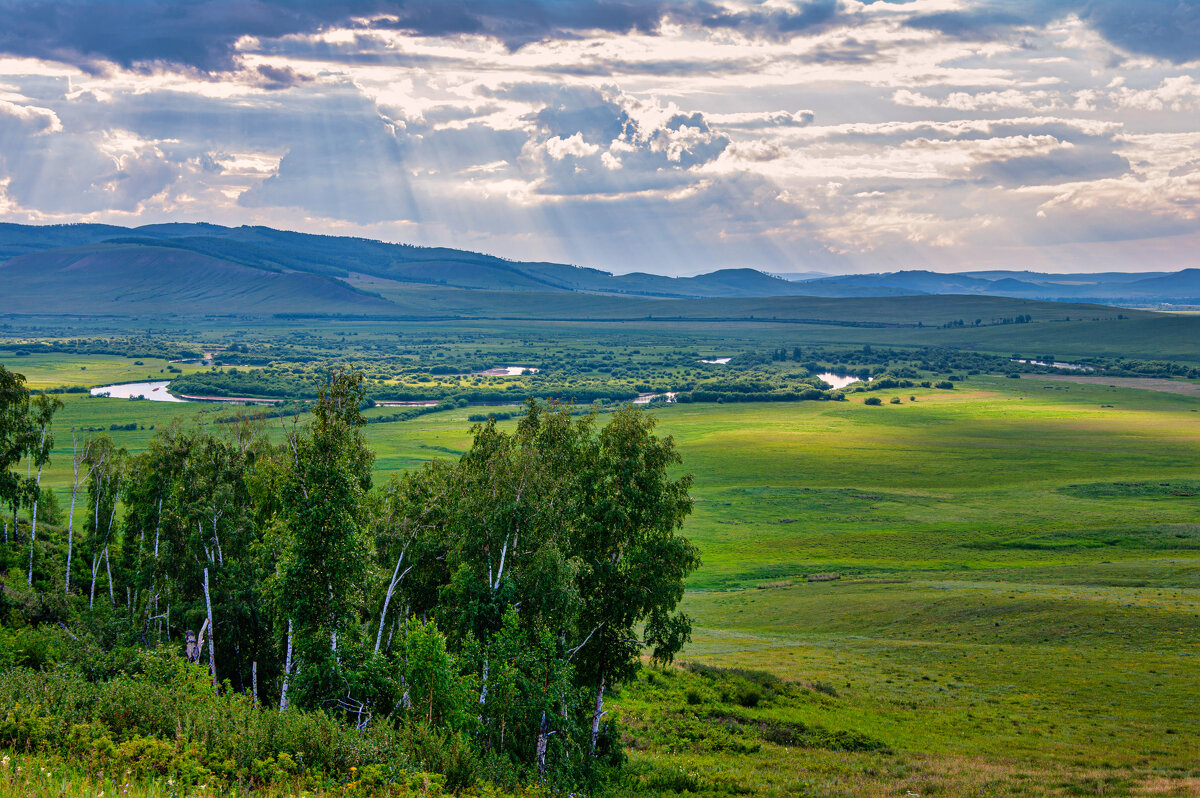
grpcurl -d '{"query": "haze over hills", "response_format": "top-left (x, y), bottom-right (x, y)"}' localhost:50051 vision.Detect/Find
top-left (0, 222), bottom-right (1196, 317)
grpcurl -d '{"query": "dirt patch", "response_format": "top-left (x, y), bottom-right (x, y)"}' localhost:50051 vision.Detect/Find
top-left (1023, 375), bottom-right (1200, 397)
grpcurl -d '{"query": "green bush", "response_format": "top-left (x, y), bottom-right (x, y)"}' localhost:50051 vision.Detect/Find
top-left (863, 396), bottom-right (882, 406)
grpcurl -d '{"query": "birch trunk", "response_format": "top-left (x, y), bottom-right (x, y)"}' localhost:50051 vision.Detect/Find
top-left (279, 619), bottom-right (293, 711)
top-left (536, 710), bottom-right (549, 775)
top-left (65, 473), bottom-right (79, 594)
top-left (89, 553), bottom-right (99, 609)
top-left (374, 551), bottom-right (409, 654)
top-left (104, 546), bottom-right (114, 605)
top-left (590, 675), bottom-right (606, 753)
top-left (203, 567), bottom-right (217, 688)
top-left (153, 496), bottom-right (161, 559)
top-left (26, 427), bottom-right (46, 586)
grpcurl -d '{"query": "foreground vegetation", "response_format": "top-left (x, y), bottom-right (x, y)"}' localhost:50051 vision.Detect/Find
top-left (1, 364), bottom-right (705, 794)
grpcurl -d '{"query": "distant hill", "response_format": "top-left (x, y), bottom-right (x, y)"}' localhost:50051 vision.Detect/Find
top-left (0, 223), bottom-right (1194, 316)
top-left (793, 268), bottom-right (1200, 303)
top-left (0, 242), bottom-right (394, 315)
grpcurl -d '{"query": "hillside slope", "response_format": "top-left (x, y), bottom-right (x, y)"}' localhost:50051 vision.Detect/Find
top-left (0, 243), bottom-right (393, 314)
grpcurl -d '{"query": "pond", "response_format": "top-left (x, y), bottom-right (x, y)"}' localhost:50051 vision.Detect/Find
top-left (476, 366), bottom-right (540, 376)
top-left (699, 357), bottom-right (731, 365)
top-left (1011, 359), bottom-right (1094, 371)
top-left (816, 373), bottom-right (863, 390)
top-left (90, 381), bottom-right (186, 402)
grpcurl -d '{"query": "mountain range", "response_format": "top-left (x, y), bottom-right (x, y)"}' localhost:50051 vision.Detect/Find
top-left (0, 222), bottom-right (1196, 316)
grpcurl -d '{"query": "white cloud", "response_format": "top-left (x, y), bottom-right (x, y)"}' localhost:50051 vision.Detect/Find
top-left (0, 98), bottom-right (62, 134)
top-left (543, 132), bottom-right (600, 160)
top-left (1113, 76), bottom-right (1200, 112)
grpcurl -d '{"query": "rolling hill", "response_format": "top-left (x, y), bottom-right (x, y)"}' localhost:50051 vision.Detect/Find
top-left (0, 243), bottom-right (394, 315)
top-left (0, 223), bottom-right (1195, 317)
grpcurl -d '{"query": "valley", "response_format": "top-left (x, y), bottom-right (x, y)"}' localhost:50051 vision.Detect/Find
top-left (3, 305), bottom-right (1197, 796)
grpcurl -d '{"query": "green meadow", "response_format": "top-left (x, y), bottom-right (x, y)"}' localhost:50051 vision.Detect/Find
top-left (10, 354), bottom-right (1198, 795)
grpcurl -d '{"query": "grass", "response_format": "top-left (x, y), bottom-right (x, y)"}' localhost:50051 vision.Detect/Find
top-left (6, 355), bottom-right (1200, 795)
top-left (3, 353), bottom-right (207, 390)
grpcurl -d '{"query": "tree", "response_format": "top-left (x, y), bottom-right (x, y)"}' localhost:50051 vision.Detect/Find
top-left (571, 405), bottom-right (698, 752)
top-left (26, 394), bottom-right (63, 585)
top-left (84, 435), bottom-right (123, 609)
top-left (0, 365), bottom-right (34, 542)
top-left (390, 400), bottom-right (697, 776)
top-left (65, 433), bottom-right (104, 595)
top-left (277, 370), bottom-right (374, 702)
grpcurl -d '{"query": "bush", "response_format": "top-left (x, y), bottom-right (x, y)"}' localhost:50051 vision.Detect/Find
top-left (735, 687), bottom-right (761, 708)
top-left (863, 396), bottom-right (882, 406)
top-left (935, 381), bottom-right (954, 389)
top-left (889, 396), bottom-right (901, 404)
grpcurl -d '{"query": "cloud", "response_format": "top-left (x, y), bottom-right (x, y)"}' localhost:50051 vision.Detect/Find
top-left (0, 0), bottom-right (851, 75)
top-left (1113, 76), bottom-right (1200, 112)
top-left (251, 64), bottom-right (314, 91)
top-left (543, 132), bottom-right (600, 159)
top-left (0, 98), bottom-right (62, 133)
top-left (904, 1), bottom-right (1200, 64)
top-left (892, 89), bottom-right (1061, 112)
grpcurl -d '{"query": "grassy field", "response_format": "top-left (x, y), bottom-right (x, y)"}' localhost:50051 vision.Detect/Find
top-left (5, 351), bottom-right (1200, 795)
top-left (4, 352), bottom-right (207, 390)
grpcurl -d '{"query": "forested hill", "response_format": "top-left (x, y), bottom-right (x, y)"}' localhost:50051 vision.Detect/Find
top-left (0, 223), bottom-right (1194, 315)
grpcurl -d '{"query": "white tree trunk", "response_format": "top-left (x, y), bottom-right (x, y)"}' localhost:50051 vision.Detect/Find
top-left (590, 675), bottom-right (606, 753)
top-left (536, 710), bottom-right (550, 775)
top-left (279, 619), bottom-right (293, 711)
top-left (65, 475), bottom-right (79, 594)
top-left (153, 496), bottom-right (161, 559)
top-left (374, 551), bottom-right (410, 654)
top-left (89, 553), bottom-right (99, 609)
top-left (203, 567), bottom-right (217, 688)
top-left (104, 546), bottom-right (114, 605)
top-left (26, 427), bottom-right (46, 586)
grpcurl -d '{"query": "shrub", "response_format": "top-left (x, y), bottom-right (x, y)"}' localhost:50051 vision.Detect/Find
top-left (735, 687), bottom-right (761, 708)
top-left (863, 396), bottom-right (882, 406)
top-left (935, 381), bottom-right (954, 389)
top-left (889, 396), bottom-right (901, 404)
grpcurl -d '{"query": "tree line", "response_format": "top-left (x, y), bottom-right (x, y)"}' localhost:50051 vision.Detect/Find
top-left (0, 364), bottom-right (699, 790)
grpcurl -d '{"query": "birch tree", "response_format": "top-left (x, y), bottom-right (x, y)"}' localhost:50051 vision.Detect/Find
top-left (65, 434), bottom-right (103, 595)
top-left (277, 370), bottom-right (374, 701)
top-left (26, 394), bottom-right (61, 585)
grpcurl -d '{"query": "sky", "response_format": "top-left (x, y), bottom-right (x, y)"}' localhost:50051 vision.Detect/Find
top-left (0, 0), bottom-right (1197, 276)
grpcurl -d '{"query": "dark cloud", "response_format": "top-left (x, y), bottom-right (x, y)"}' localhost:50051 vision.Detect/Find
top-left (905, 1), bottom-right (1200, 64)
top-left (697, 0), bottom-right (840, 36)
top-left (972, 147), bottom-right (1130, 187)
top-left (252, 64), bottom-right (313, 90)
top-left (0, 1), bottom-right (850, 74)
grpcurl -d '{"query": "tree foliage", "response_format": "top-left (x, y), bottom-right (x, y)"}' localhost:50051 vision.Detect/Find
top-left (0, 372), bottom-right (698, 791)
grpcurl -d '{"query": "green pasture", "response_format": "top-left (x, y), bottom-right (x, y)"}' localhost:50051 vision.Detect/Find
top-left (1, 352), bottom-right (207, 390)
top-left (7, 362), bottom-right (1200, 794)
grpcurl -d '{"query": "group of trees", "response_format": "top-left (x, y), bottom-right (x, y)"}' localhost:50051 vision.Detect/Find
top-left (0, 364), bottom-right (699, 789)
